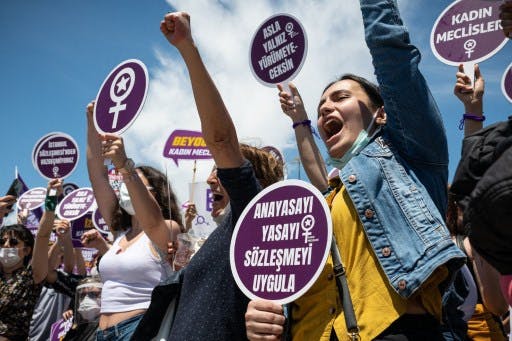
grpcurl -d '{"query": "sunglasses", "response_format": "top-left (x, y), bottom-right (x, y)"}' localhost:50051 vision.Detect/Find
top-left (1, 237), bottom-right (19, 247)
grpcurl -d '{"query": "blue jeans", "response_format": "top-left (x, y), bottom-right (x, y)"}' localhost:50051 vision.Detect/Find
top-left (96, 314), bottom-right (143, 341)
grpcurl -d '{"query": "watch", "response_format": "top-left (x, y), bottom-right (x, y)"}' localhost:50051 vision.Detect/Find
top-left (117, 158), bottom-right (135, 175)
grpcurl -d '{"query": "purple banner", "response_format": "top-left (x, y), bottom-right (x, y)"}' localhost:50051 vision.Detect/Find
top-left (33, 132), bottom-right (79, 180)
top-left (250, 13), bottom-right (308, 86)
top-left (431, 0), bottom-right (508, 65)
top-left (94, 59), bottom-right (148, 134)
top-left (163, 129), bottom-right (212, 166)
top-left (502, 63), bottom-right (512, 103)
top-left (230, 180), bottom-right (332, 304)
top-left (17, 187), bottom-right (46, 211)
top-left (56, 188), bottom-right (95, 221)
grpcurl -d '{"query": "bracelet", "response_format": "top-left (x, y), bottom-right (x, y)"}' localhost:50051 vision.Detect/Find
top-left (45, 195), bottom-right (58, 212)
top-left (458, 113), bottom-right (485, 130)
top-left (292, 119), bottom-right (321, 138)
top-left (292, 119), bottom-right (311, 129)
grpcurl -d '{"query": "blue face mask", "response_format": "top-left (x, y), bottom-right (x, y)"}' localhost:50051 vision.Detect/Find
top-left (327, 109), bottom-right (381, 170)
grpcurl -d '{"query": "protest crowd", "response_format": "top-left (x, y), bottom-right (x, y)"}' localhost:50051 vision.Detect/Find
top-left (1, 0), bottom-right (512, 340)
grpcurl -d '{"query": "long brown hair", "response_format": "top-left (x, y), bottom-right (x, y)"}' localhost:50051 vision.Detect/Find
top-left (240, 144), bottom-right (284, 188)
top-left (110, 165), bottom-right (183, 230)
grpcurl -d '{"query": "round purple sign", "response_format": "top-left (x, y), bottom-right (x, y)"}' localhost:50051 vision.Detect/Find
top-left (92, 208), bottom-right (110, 234)
top-left (250, 14), bottom-right (308, 86)
top-left (230, 180), bottom-right (332, 304)
top-left (262, 146), bottom-right (284, 165)
top-left (17, 187), bottom-right (47, 211)
top-left (62, 182), bottom-right (79, 196)
top-left (431, 0), bottom-right (508, 65)
top-left (94, 59), bottom-right (148, 134)
top-left (502, 63), bottom-right (512, 103)
top-left (56, 188), bottom-right (95, 221)
top-left (33, 132), bottom-right (79, 180)
top-left (32, 133), bottom-right (56, 166)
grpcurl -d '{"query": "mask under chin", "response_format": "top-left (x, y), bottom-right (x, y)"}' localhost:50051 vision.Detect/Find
top-left (212, 203), bottom-right (231, 225)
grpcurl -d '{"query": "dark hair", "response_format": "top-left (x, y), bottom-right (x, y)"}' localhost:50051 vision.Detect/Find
top-left (110, 165), bottom-right (183, 230)
top-left (0, 224), bottom-right (34, 266)
top-left (322, 73), bottom-right (384, 110)
top-left (446, 190), bottom-right (467, 236)
top-left (240, 144), bottom-right (284, 188)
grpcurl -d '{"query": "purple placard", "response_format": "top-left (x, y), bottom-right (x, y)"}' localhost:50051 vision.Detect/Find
top-left (230, 179), bottom-right (332, 304)
top-left (62, 182), bottom-right (79, 196)
top-left (92, 208), bottom-right (110, 234)
top-left (262, 146), bottom-right (284, 165)
top-left (17, 187), bottom-right (47, 211)
top-left (32, 133), bottom-right (56, 166)
top-left (502, 63), bottom-right (512, 103)
top-left (50, 318), bottom-right (72, 341)
top-left (33, 132), bottom-right (79, 180)
top-left (94, 59), bottom-right (148, 134)
top-left (162, 129), bottom-right (212, 166)
top-left (430, 0), bottom-right (508, 65)
top-left (250, 13), bottom-right (308, 86)
top-left (71, 212), bottom-right (95, 247)
top-left (56, 188), bottom-right (95, 221)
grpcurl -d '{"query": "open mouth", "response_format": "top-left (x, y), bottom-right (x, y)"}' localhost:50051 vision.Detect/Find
top-left (213, 194), bottom-right (224, 202)
top-left (323, 118), bottom-right (343, 140)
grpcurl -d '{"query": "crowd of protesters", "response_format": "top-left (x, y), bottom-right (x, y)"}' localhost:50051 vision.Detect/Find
top-left (1, 0), bottom-right (511, 340)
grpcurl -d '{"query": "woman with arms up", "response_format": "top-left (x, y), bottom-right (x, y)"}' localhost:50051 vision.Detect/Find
top-left (86, 102), bottom-right (183, 341)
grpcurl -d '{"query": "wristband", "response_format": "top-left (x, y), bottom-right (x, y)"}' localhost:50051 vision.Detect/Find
top-left (292, 119), bottom-right (311, 129)
top-left (45, 195), bottom-right (58, 212)
top-left (292, 119), bottom-right (321, 138)
top-left (458, 113), bottom-right (485, 130)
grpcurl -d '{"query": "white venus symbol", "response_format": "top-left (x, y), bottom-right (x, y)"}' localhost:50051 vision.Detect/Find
top-left (109, 67), bottom-right (136, 129)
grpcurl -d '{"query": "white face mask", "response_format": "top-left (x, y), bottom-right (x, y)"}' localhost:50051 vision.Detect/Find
top-left (327, 108), bottom-right (381, 170)
top-left (212, 203), bottom-right (231, 225)
top-left (118, 182), bottom-right (135, 216)
top-left (0, 248), bottom-right (21, 268)
top-left (77, 295), bottom-right (101, 321)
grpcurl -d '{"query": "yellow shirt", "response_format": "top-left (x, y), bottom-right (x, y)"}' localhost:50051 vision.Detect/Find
top-left (292, 185), bottom-right (447, 340)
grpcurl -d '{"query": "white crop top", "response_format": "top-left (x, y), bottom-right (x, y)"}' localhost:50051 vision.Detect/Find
top-left (99, 231), bottom-right (171, 313)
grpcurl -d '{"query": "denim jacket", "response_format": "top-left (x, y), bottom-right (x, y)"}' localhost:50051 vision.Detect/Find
top-left (339, 0), bottom-right (465, 298)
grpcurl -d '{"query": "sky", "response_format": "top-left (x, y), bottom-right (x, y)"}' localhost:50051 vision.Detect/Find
top-left (1, 0), bottom-right (510, 208)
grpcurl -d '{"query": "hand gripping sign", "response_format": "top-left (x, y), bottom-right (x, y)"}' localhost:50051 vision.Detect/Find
top-left (94, 59), bottom-right (148, 134)
top-left (431, 0), bottom-right (508, 65)
top-left (56, 188), bottom-right (95, 221)
top-left (162, 129), bottom-right (212, 166)
top-left (502, 63), bottom-right (512, 103)
top-left (250, 13), bottom-right (307, 87)
top-left (230, 180), bottom-right (332, 304)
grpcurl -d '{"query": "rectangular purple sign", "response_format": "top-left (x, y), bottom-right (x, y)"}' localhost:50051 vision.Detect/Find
top-left (163, 129), bottom-right (212, 166)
